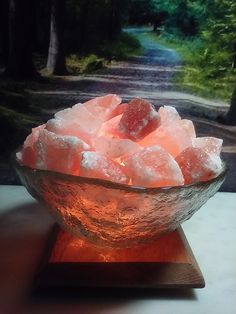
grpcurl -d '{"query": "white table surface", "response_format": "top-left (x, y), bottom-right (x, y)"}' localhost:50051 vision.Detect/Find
top-left (0, 185), bottom-right (236, 314)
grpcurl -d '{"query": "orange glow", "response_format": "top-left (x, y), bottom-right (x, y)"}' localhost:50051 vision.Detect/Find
top-left (49, 229), bottom-right (188, 263)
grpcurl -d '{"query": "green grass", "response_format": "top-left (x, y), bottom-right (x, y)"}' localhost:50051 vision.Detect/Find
top-left (145, 31), bottom-right (235, 102)
top-left (66, 54), bottom-right (105, 75)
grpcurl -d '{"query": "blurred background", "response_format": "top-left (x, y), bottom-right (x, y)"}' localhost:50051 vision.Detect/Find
top-left (0, 0), bottom-right (235, 190)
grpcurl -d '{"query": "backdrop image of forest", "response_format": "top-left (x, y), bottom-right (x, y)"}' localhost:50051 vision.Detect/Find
top-left (0, 0), bottom-right (235, 190)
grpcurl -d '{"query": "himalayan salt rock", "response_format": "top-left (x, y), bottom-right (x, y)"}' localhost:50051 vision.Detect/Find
top-left (119, 98), bottom-right (160, 141)
top-left (51, 103), bottom-right (103, 144)
top-left (83, 94), bottom-right (121, 121)
top-left (124, 145), bottom-right (184, 187)
top-left (158, 105), bottom-right (180, 125)
top-left (94, 136), bottom-right (141, 159)
top-left (139, 119), bottom-right (196, 158)
top-left (99, 114), bottom-right (123, 138)
top-left (59, 103), bottom-right (104, 128)
top-left (109, 103), bottom-right (128, 119)
top-left (192, 137), bottom-right (223, 155)
top-left (54, 107), bottom-right (75, 120)
top-left (80, 151), bottom-right (129, 184)
top-left (46, 109), bottom-right (102, 146)
top-left (175, 147), bottom-right (223, 184)
top-left (20, 124), bottom-right (45, 168)
top-left (36, 129), bottom-right (90, 175)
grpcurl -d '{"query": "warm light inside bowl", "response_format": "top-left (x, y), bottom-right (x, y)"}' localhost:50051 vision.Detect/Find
top-left (14, 154), bottom-right (226, 248)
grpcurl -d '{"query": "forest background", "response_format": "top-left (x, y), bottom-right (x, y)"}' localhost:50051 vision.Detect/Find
top-left (0, 0), bottom-right (235, 189)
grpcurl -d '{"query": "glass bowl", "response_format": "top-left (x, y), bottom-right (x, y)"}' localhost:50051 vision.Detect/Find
top-left (14, 154), bottom-right (226, 248)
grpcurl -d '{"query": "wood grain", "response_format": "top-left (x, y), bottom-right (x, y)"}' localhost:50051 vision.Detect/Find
top-left (37, 227), bottom-right (205, 289)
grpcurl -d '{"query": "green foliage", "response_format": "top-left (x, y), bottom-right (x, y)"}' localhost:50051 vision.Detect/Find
top-left (99, 32), bottom-right (143, 60)
top-left (139, 0), bottom-right (236, 101)
top-left (67, 54), bottom-right (105, 74)
top-left (201, 1), bottom-right (236, 65)
top-left (149, 31), bottom-right (235, 100)
top-left (129, 0), bottom-right (205, 36)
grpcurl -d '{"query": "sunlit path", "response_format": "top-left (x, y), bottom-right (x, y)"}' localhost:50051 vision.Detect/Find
top-left (28, 27), bottom-right (229, 117)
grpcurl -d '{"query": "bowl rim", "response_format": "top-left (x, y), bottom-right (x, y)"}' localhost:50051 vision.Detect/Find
top-left (13, 151), bottom-right (227, 194)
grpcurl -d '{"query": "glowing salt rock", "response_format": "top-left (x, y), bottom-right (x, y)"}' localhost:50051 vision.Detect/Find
top-left (46, 112), bottom-right (102, 146)
top-left (99, 114), bottom-right (122, 138)
top-left (119, 98), bottom-right (160, 141)
top-left (175, 147), bottom-right (222, 184)
top-left (36, 129), bottom-right (90, 175)
top-left (54, 107), bottom-right (75, 120)
top-left (58, 103), bottom-right (103, 129)
top-left (124, 145), bottom-right (184, 187)
top-left (20, 124), bottom-right (45, 168)
top-left (139, 119), bottom-right (196, 158)
top-left (50, 103), bottom-right (104, 144)
top-left (83, 94), bottom-right (121, 121)
top-left (158, 105), bottom-right (180, 125)
top-left (80, 151), bottom-right (129, 184)
top-left (192, 137), bottom-right (223, 155)
top-left (94, 136), bottom-right (141, 159)
top-left (109, 103), bottom-right (128, 119)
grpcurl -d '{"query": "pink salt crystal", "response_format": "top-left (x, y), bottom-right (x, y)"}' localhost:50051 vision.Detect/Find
top-left (36, 129), bottom-right (90, 175)
top-left (62, 103), bottom-right (103, 130)
top-left (54, 107), bottom-right (75, 120)
top-left (80, 151), bottom-right (129, 184)
top-left (46, 106), bottom-right (102, 145)
top-left (21, 124), bottom-right (45, 168)
top-left (50, 103), bottom-right (103, 144)
top-left (99, 114), bottom-right (123, 138)
top-left (119, 98), bottom-right (160, 141)
top-left (94, 136), bottom-right (141, 159)
top-left (124, 145), bottom-right (184, 187)
top-left (83, 94), bottom-right (121, 121)
top-left (175, 147), bottom-right (222, 184)
top-left (138, 119), bottom-right (196, 158)
top-left (109, 103), bottom-right (128, 119)
top-left (158, 105), bottom-right (180, 125)
top-left (192, 137), bottom-right (223, 155)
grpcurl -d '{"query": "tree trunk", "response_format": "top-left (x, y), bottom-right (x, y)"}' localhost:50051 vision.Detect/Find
top-left (232, 42), bottom-right (236, 69)
top-left (4, 0), bottom-right (38, 79)
top-left (80, 0), bottom-right (90, 47)
top-left (0, 0), bottom-right (9, 66)
top-left (47, 0), bottom-right (67, 75)
top-left (109, 0), bottom-right (122, 41)
top-left (225, 85), bottom-right (236, 125)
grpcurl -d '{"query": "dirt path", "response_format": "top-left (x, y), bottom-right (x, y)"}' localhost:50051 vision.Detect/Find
top-left (3, 27), bottom-right (236, 190)
top-left (29, 27), bottom-right (228, 117)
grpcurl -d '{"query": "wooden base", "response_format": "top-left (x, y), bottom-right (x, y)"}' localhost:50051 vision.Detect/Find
top-left (36, 227), bottom-right (205, 289)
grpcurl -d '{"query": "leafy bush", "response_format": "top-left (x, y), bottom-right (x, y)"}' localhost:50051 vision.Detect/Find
top-left (66, 54), bottom-right (105, 74)
top-left (98, 32), bottom-right (143, 60)
top-left (146, 31), bottom-right (235, 101)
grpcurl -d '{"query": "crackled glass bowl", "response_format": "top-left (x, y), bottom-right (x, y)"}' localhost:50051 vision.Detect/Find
top-left (14, 156), bottom-right (226, 248)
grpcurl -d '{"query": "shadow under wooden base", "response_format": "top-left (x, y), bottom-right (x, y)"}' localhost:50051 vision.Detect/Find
top-left (36, 227), bottom-right (205, 289)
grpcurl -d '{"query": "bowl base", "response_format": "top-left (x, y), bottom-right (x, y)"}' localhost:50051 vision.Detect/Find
top-left (35, 225), bottom-right (205, 289)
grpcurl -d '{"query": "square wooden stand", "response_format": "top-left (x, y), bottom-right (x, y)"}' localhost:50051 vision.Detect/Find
top-left (37, 227), bottom-right (205, 289)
